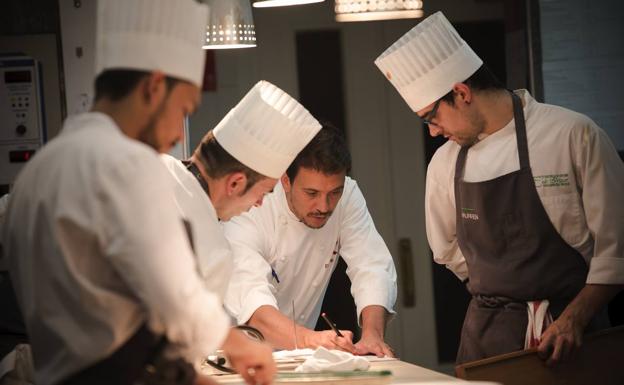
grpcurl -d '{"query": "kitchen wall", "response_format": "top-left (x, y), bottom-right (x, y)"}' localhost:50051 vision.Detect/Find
top-left (539, 0), bottom-right (624, 152)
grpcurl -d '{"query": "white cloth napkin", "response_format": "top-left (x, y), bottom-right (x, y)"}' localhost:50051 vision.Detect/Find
top-left (273, 348), bottom-right (315, 360)
top-left (0, 344), bottom-right (35, 384)
top-left (295, 347), bottom-right (370, 373)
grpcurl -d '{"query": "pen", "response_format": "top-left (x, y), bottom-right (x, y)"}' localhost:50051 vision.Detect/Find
top-left (271, 268), bottom-right (280, 283)
top-left (321, 312), bottom-right (344, 338)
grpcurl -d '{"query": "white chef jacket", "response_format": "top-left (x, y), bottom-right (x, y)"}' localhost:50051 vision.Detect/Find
top-left (159, 154), bottom-right (233, 300)
top-left (223, 177), bottom-right (397, 329)
top-left (2, 113), bottom-right (229, 385)
top-left (426, 89), bottom-right (624, 285)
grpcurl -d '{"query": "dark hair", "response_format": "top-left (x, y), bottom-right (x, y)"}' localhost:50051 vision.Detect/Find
top-left (193, 131), bottom-right (264, 194)
top-left (441, 64), bottom-right (505, 106)
top-left (94, 70), bottom-right (180, 102)
top-left (286, 123), bottom-right (351, 181)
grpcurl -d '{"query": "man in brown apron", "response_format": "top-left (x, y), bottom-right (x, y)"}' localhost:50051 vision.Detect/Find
top-left (453, 91), bottom-right (605, 364)
top-left (376, 11), bottom-right (624, 365)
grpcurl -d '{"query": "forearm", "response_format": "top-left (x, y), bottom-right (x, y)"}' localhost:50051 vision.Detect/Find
top-left (219, 328), bottom-right (276, 385)
top-left (353, 305), bottom-right (394, 357)
top-left (248, 305), bottom-right (310, 350)
top-left (360, 305), bottom-right (389, 340)
top-left (559, 284), bottom-right (624, 329)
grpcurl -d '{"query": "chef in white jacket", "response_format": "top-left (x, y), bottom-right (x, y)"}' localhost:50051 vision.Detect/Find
top-left (224, 125), bottom-right (397, 357)
top-left (160, 80), bottom-right (322, 300)
top-left (375, 11), bottom-right (624, 365)
top-left (2, 1), bottom-right (274, 385)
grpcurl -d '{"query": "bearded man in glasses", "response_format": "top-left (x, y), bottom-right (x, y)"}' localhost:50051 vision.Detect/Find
top-left (376, 11), bottom-right (624, 366)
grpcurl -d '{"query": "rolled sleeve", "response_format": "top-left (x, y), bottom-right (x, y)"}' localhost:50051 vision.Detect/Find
top-left (425, 154), bottom-right (469, 281)
top-left (223, 213), bottom-right (279, 325)
top-left (587, 257), bottom-right (624, 285)
top-left (338, 181), bottom-right (397, 323)
top-left (224, 251), bottom-right (279, 325)
top-left (575, 121), bottom-right (624, 285)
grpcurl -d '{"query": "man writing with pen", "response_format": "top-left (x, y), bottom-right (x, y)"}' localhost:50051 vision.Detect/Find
top-left (223, 125), bottom-right (398, 357)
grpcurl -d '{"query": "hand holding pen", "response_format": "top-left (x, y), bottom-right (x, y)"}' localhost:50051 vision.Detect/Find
top-left (321, 312), bottom-right (344, 337)
top-left (317, 312), bottom-right (358, 353)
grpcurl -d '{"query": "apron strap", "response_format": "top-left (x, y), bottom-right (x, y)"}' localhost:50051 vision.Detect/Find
top-left (510, 91), bottom-right (530, 170)
top-left (454, 146), bottom-right (469, 182)
top-left (455, 91), bottom-right (528, 182)
top-left (183, 160), bottom-right (210, 194)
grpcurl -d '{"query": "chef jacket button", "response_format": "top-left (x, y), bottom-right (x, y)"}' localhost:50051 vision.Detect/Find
top-left (300, 315), bottom-right (305, 320)
top-left (279, 215), bottom-right (288, 226)
top-left (312, 280), bottom-right (319, 287)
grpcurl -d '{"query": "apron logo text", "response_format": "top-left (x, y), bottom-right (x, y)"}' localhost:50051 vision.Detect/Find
top-left (534, 174), bottom-right (570, 188)
top-left (461, 208), bottom-right (479, 221)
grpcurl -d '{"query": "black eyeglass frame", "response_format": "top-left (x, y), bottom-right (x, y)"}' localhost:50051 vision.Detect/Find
top-left (422, 98), bottom-right (442, 129)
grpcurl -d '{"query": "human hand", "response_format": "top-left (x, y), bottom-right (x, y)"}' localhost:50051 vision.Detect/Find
top-left (303, 329), bottom-right (356, 353)
top-left (222, 329), bottom-right (276, 385)
top-left (537, 314), bottom-right (584, 366)
top-left (354, 334), bottom-right (395, 358)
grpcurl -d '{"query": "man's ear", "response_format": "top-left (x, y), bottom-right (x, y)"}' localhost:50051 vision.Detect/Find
top-left (452, 82), bottom-right (472, 105)
top-left (226, 172), bottom-right (247, 196)
top-left (281, 173), bottom-right (292, 193)
top-left (141, 71), bottom-right (167, 107)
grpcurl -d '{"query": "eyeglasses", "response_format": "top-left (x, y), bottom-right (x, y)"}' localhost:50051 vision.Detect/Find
top-left (422, 98), bottom-right (442, 129)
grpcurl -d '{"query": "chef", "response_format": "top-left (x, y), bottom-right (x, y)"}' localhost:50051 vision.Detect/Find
top-left (2, 1), bottom-right (275, 385)
top-left (375, 11), bottom-right (624, 365)
top-left (223, 125), bottom-right (397, 357)
top-left (159, 80), bottom-right (321, 300)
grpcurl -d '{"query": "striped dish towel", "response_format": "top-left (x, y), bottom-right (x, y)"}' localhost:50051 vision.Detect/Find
top-left (525, 300), bottom-right (553, 348)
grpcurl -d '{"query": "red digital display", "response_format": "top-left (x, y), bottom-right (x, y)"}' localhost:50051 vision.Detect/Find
top-left (4, 70), bottom-right (32, 84)
top-left (9, 149), bottom-right (35, 163)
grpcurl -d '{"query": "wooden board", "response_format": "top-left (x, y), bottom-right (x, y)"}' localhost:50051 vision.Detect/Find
top-left (455, 326), bottom-right (624, 385)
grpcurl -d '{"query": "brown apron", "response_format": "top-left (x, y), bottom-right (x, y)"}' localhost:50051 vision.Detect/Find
top-left (60, 219), bottom-right (199, 385)
top-left (454, 92), bottom-right (591, 364)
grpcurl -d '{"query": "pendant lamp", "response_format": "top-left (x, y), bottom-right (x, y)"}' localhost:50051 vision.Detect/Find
top-left (203, 0), bottom-right (257, 49)
top-left (335, 0), bottom-right (423, 22)
top-left (252, 0), bottom-right (325, 8)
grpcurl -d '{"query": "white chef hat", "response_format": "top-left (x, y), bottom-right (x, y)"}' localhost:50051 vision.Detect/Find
top-left (213, 81), bottom-right (322, 179)
top-left (374, 11), bottom-right (483, 113)
top-left (96, 0), bottom-right (209, 87)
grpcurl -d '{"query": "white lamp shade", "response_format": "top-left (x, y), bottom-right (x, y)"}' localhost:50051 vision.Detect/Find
top-left (203, 0), bottom-right (257, 49)
top-left (335, 0), bottom-right (423, 22)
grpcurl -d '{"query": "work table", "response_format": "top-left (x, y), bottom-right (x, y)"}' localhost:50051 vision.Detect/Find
top-left (203, 358), bottom-right (463, 384)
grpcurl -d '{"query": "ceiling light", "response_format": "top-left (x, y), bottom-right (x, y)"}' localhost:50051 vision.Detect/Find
top-left (335, 0), bottom-right (424, 22)
top-left (203, 0), bottom-right (257, 49)
top-left (253, 0), bottom-right (325, 8)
